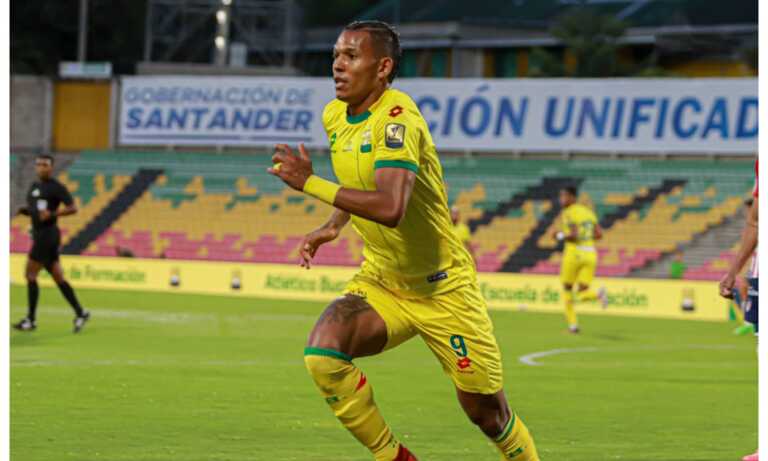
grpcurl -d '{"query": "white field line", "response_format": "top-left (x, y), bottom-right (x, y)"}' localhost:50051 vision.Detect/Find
top-left (11, 306), bottom-right (315, 324)
top-left (11, 359), bottom-right (276, 368)
top-left (519, 344), bottom-right (739, 366)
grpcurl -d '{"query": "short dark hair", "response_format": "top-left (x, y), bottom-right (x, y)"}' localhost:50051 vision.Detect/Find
top-left (36, 154), bottom-right (54, 165)
top-left (562, 185), bottom-right (578, 197)
top-left (344, 20), bottom-right (402, 83)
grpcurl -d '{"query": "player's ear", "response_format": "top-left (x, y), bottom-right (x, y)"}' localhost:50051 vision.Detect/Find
top-left (378, 57), bottom-right (394, 83)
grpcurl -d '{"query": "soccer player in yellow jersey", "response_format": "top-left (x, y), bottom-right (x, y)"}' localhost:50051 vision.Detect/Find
top-left (451, 206), bottom-right (476, 263)
top-left (268, 20), bottom-right (539, 461)
top-left (553, 186), bottom-right (607, 333)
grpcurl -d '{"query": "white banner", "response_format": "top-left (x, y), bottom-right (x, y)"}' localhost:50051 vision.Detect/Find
top-left (119, 76), bottom-right (330, 147)
top-left (119, 76), bottom-right (757, 154)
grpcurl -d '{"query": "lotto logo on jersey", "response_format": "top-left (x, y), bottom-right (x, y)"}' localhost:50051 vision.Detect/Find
top-left (385, 123), bottom-right (405, 148)
top-left (388, 105), bottom-right (404, 117)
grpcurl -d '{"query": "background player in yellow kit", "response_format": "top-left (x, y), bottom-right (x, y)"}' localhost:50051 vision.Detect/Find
top-left (268, 20), bottom-right (539, 461)
top-left (553, 186), bottom-right (607, 333)
top-left (451, 206), bottom-right (476, 263)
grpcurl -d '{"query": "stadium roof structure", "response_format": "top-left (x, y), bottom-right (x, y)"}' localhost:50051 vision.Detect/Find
top-left (302, 0), bottom-right (756, 51)
top-left (355, 0), bottom-right (756, 28)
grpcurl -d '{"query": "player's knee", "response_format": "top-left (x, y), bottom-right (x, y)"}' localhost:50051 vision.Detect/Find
top-left (465, 407), bottom-right (506, 436)
top-left (25, 272), bottom-right (37, 283)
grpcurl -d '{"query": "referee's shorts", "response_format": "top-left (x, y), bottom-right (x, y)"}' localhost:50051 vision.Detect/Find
top-left (29, 227), bottom-right (61, 269)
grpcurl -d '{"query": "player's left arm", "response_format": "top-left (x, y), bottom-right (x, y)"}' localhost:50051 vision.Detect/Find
top-left (54, 184), bottom-right (78, 218)
top-left (269, 144), bottom-right (415, 228)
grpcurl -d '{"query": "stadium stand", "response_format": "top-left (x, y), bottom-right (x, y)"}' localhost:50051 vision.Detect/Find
top-left (9, 151), bottom-right (754, 280)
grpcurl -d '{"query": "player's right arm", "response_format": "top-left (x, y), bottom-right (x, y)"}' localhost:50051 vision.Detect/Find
top-left (719, 196), bottom-right (758, 298)
top-left (299, 208), bottom-right (350, 269)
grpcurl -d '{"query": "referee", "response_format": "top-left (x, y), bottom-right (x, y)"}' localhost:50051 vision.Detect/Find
top-left (13, 155), bottom-right (90, 333)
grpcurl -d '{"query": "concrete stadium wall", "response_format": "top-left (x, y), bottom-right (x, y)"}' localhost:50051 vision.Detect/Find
top-left (10, 76), bottom-right (53, 152)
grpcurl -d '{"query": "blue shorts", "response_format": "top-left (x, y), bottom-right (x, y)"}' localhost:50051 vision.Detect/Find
top-left (744, 277), bottom-right (758, 332)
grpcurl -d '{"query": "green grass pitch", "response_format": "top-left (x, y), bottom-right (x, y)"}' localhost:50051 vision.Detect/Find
top-left (10, 284), bottom-right (756, 460)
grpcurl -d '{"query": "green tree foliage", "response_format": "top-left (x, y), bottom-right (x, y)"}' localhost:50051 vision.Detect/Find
top-left (529, 7), bottom-right (630, 77)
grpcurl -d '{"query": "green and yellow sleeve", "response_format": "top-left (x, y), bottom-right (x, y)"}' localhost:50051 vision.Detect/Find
top-left (372, 108), bottom-right (421, 174)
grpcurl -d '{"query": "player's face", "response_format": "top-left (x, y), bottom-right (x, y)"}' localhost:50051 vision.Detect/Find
top-left (35, 159), bottom-right (53, 180)
top-left (559, 190), bottom-right (575, 207)
top-left (332, 30), bottom-right (383, 105)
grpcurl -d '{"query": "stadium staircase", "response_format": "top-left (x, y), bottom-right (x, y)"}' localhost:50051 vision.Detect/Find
top-left (631, 205), bottom-right (748, 280)
top-left (61, 169), bottom-right (164, 255)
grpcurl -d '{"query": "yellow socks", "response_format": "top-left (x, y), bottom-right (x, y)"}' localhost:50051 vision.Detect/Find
top-left (563, 291), bottom-right (578, 328)
top-left (304, 347), bottom-right (400, 461)
top-left (493, 412), bottom-right (540, 460)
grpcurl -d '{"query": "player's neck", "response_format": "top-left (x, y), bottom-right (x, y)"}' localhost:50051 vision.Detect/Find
top-left (347, 85), bottom-right (388, 116)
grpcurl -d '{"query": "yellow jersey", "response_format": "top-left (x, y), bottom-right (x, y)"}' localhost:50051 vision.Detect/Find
top-left (561, 203), bottom-right (598, 250)
top-left (322, 88), bottom-right (474, 298)
top-left (454, 222), bottom-right (471, 244)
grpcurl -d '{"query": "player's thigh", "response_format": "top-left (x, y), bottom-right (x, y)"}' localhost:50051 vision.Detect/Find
top-left (25, 258), bottom-right (43, 280)
top-left (307, 276), bottom-right (417, 358)
top-left (46, 260), bottom-right (66, 283)
top-left (560, 251), bottom-right (579, 286)
top-left (307, 293), bottom-right (389, 358)
top-left (575, 250), bottom-right (597, 287)
top-left (413, 283), bottom-right (503, 395)
top-left (342, 275), bottom-right (417, 352)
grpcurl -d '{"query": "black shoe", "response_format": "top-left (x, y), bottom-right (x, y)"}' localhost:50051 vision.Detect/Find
top-left (73, 311), bottom-right (90, 333)
top-left (13, 318), bottom-right (36, 331)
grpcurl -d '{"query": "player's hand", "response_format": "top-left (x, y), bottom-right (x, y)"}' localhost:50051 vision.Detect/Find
top-left (38, 210), bottom-right (52, 221)
top-left (719, 273), bottom-right (736, 299)
top-left (298, 227), bottom-right (339, 269)
top-left (268, 143), bottom-right (313, 191)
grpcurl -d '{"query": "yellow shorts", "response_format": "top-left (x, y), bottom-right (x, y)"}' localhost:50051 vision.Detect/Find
top-left (344, 274), bottom-right (503, 395)
top-left (560, 248), bottom-right (597, 286)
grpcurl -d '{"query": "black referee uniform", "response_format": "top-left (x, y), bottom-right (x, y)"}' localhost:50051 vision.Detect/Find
top-left (14, 175), bottom-right (90, 332)
top-left (27, 178), bottom-right (71, 268)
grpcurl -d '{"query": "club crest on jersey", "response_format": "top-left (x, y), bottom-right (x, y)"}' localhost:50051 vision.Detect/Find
top-left (31, 189), bottom-right (40, 197)
top-left (385, 123), bottom-right (405, 149)
top-left (388, 105), bottom-right (404, 117)
top-left (457, 357), bottom-right (472, 370)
